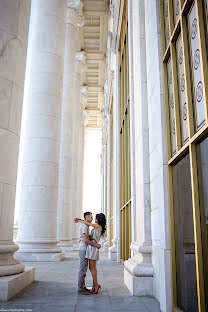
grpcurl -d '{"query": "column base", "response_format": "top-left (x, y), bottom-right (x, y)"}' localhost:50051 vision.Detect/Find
top-left (108, 246), bottom-right (117, 261)
top-left (73, 239), bottom-right (79, 251)
top-left (59, 246), bottom-right (74, 252)
top-left (124, 243), bottom-right (153, 296)
top-left (14, 252), bottom-right (65, 262)
top-left (0, 267), bottom-right (35, 301)
top-left (0, 243), bottom-right (25, 277)
top-left (124, 266), bottom-right (153, 296)
top-left (103, 241), bottom-right (109, 252)
top-left (58, 241), bottom-right (74, 252)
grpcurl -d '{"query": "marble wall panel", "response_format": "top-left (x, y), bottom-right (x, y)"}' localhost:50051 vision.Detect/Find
top-left (9, 84), bottom-right (24, 135)
top-left (0, 77), bottom-right (12, 129)
top-left (0, 129), bottom-right (19, 185)
top-left (0, 184), bottom-right (16, 241)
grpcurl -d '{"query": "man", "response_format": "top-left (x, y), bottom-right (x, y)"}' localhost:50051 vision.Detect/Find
top-left (77, 211), bottom-right (101, 295)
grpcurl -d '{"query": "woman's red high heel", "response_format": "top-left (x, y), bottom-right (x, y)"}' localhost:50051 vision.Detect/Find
top-left (92, 284), bottom-right (101, 294)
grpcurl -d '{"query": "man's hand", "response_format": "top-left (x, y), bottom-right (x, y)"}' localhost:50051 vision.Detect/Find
top-left (74, 218), bottom-right (79, 223)
top-left (96, 244), bottom-right (101, 249)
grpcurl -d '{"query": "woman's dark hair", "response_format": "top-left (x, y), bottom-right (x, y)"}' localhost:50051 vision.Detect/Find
top-left (96, 213), bottom-right (106, 235)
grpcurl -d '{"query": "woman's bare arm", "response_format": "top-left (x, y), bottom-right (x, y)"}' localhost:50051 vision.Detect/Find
top-left (74, 218), bottom-right (100, 230)
top-left (74, 218), bottom-right (83, 222)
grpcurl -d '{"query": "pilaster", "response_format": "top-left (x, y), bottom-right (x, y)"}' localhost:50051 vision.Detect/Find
top-left (109, 52), bottom-right (120, 262)
top-left (124, 0), bottom-right (153, 296)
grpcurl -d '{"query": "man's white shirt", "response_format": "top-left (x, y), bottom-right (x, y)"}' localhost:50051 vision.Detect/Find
top-left (78, 223), bottom-right (89, 250)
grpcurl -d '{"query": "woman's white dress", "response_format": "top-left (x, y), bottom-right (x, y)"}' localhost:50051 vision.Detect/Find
top-left (85, 226), bottom-right (102, 261)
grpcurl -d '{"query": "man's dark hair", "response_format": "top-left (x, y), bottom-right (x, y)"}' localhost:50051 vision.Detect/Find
top-left (84, 211), bottom-right (92, 219)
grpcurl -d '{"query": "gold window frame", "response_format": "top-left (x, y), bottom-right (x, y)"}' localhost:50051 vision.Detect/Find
top-left (160, 0), bottom-right (208, 311)
top-left (119, 0), bottom-right (131, 262)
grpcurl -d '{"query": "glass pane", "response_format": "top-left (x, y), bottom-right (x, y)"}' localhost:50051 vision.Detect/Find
top-left (174, 154), bottom-right (198, 312)
top-left (167, 58), bottom-right (177, 155)
top-left (196, 138), bottom-right (208, 308)
top-left (188, 3), bottom-right (206, 130)
top-left (173, 0), bottom-right (180, 24)
top-left (164, 0), bottom-right (170, 48)
top-left (176, 34), bottom-right (189, 144)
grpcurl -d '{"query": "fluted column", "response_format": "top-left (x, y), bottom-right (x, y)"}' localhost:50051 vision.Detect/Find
top-left (0, 0), bottom-right (31, 278)
top-left (57, 0), bottom-right (84, 252)
top-left (16, 0), bottom-right (67, 262)
top-left (72, 51), bottom-right (86, 249)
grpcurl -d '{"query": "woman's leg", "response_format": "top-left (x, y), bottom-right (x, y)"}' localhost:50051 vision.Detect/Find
top-left (89, 259), bottom-right (98, 290)
top-left (89, 260), bottom-right (95, 290)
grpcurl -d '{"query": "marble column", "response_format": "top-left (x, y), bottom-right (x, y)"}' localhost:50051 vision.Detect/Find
top-left (57, 0), bottom-right (84, 252)
top-left (101, 150), bottom-right (104, 214)
top-left (106, 110), bottom-right (111, 250)
top-left (16, 0), bottom-right (67, 262)
top-left (0, 0), bottom-right (35, 301)
top-left (103, 136), bottom-right (107, 217)
top-left (109, 52), bottom-right (120, 262)
top-left (80, 86), bottom-right (88, 216)
top-left (72, 51), bottom-right (86, 249)
top-left (124, 0), bottom-right (153, 296)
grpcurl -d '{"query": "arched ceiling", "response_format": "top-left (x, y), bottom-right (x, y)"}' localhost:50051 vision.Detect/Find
top-left (80, 0), bottom-right (109, 128)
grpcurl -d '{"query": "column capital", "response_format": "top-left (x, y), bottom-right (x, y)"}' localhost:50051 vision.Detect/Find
top-left (76, 51), bottom-right (86, 65)
top-left (83, 109), bottom-right (88, 124)
top-left (75, 51), bottom-right (87, 72)
top-left (80, 86), bottom-right (88, 107)
top-left (80, 85), bottom-right (88, 95)
top-left (67, 0), bottom-right (85, 27)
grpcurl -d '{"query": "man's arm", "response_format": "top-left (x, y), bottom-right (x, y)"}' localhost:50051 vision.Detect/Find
top-left (74, 218), bottom-right (100, 230)
top-left (83, 233), bottom-right (101, 249)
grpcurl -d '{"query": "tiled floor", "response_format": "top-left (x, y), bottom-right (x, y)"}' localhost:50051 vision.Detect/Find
top-left (0, 252), bottom-right (161, 312)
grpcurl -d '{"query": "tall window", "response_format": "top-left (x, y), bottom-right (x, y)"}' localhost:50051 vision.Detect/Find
top-left (160, 0), bottom-right (208, 310)
top-left (119, 0), bottom-right (131, 262)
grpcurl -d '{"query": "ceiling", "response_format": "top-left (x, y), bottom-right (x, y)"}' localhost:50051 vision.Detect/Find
top-left (80, 0), bottom-right (109, 128)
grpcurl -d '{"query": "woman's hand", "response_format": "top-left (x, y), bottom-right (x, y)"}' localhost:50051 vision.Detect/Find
top-left (74, 218), bottom-right (84, 223)
top-left (74, 218), bottom-right (86, 224)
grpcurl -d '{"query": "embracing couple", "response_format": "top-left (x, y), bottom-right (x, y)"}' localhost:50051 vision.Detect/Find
top-left (74, 212), bottom-right (106, 295)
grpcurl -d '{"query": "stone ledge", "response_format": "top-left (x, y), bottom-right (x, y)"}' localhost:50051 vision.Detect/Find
top-left (0, 267), bottom-right (35, 301)
top-left (14, 252), bottom-right (65, 262)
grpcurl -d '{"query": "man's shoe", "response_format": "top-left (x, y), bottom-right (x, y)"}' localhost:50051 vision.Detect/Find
top-left (78, 288), bottom-right (90, 295)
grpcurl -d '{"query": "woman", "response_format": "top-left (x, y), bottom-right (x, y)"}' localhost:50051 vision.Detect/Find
top-left (74, 213), bottom-right (106, 294)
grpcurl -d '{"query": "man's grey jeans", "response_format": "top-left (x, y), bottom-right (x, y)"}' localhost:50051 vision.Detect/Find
top-left (78, 250), bottom-right (88, 291)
